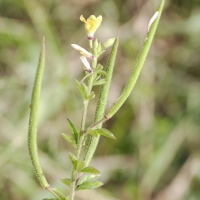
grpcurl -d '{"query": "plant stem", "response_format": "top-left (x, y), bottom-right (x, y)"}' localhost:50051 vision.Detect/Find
top-left (80, 71), bottom-right (94, 83)
top-left (69, 57), bottom-right (96, 200)
top-left (84, 33), bottom-right (119, 166)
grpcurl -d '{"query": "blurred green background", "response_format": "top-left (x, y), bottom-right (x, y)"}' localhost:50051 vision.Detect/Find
top-left (1, 0), bottom-right (200, 199)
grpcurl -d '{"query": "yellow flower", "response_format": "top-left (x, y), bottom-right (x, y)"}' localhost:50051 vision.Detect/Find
top-left (80, 15), bottom-right (102, 39)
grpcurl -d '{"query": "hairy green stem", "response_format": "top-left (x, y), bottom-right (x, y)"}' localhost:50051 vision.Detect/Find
top-left (84, 32), bottom-right (119, 166)
top-left (69, 50), bottom-right (96, 200)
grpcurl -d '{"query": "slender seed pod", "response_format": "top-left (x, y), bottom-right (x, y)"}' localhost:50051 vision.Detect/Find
top-left (28, 37), bottom-right (49, 189)
top-left (84, 32), bottom-right (119, 166)
top-left (83, 0), bottom-right (165, 139)
top-left (105, 0), bottom-right (165, 118)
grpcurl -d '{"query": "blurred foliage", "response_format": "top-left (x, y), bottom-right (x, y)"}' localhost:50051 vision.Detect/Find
top-left (0, 0), bottom-right (200, 200)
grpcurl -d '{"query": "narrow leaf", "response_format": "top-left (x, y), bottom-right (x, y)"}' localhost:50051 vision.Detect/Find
top-left (98, 50), bottom-right (106, 56)
top-left (52, 188), bottom-right (65, 200)
top-left (93, 74), bottom-right (101, 83)
top-left (66, 118), bottom-right (78, 144)
top-left (60, 178), bottom-right (71, 187)
top-left (86, 92), bottom-right (95, 99)
top-left (93, 79), bottom-right (107, 86)
top-left (78, 174), bottom-right (101, 186)
top-left (61, 133), bottom-right (76, 148)
top-left (86, 128), bottom-right (98, 137)
top-left (79, 166), bottom-right (100, 174)
top-left (96, 63), bottom-right (103, 71)
top-left (76, 181), bottom-right (103, 190)
top-left (95, 128), bottom-right (116, 139)
top-left (97, 70), bottom-right (108, 77)
top-left (75, 79), bottom-right (88, 99)
top-left (81, 82), bottom-right (88, 98)
top-left (77, 159), bottom-right (85, 171)
top-left (68, 152), bottom-right (78, 169)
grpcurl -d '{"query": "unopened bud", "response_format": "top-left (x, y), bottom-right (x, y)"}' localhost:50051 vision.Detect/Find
top-left (103, 38), bottom-right (115, 48)
top-left (71, 44), bottom-right (94, 59)
top-left (80, 56), bottom-right (92, 72)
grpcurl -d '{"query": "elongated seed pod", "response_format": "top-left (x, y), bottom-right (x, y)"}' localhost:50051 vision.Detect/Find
top-left (84, 32), bottom-right (119, 166)
top-left (28, 37), bottom-right (49, 189)
top-left (106, 0), bottom-right (165, 118)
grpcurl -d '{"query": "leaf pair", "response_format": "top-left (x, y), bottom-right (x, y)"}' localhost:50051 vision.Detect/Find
top-left (62, 119), bottom-right (78, 148)
top-left (68, 152), bottom-right (100, 173)
top-left (76, 170), bottom-right (102, 190)
top-left (75, 79), bottom-right (95, 100)
top-left (86, 128), bottom-right (116, 140)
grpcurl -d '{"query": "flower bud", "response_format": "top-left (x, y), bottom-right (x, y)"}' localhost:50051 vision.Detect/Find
top-left (71, 44), bottom-right (94, 59)
top-left (80, 56), bottom-right (92, 72)
top-left (103, 38), bottom-right (115, 48)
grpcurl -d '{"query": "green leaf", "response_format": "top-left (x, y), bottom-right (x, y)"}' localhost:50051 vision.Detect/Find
top-left (97, 70), bottom-right (108, 77)
top-left (76, 181), bottom-right (103, 190)
top-left (68, 152), bottom-right (78, 169)
top-left (95, 128), bottom-right (116, 139)
top-left (86, 128), bottom-right (98, 137)
top-left (86, 92), bottom-right (95, 99)
top-left (78, 174), bottom-right (101, 186)
top-left (75, 79), bottom-right (82, 92)
top-left (66, 118), bottom-right (78, 144)
top-left (75, 79), bottom-right (88, 99)
top-left (61, 133), bottom-right (76, 148)
top-left (80, 82), bottom-right (88, 98)
top-left (93, 79), bottom-right (107, 86)
top-left (60, 178), bottom-right (71, 186)
top-left (77, 159), bottom-right (85, 171)
top-left (79, 166), bottom-right (100, 174)
top-left (93, 74), bottom-right (101, 83)
top-left (97, 42), bottom-right (102, 52)
top-left (52, 188), bottom-right (65, 200)
top-left (96, 63), bottom-right (103, 71)
top-left (98, 50), bottom-right (106, 56)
